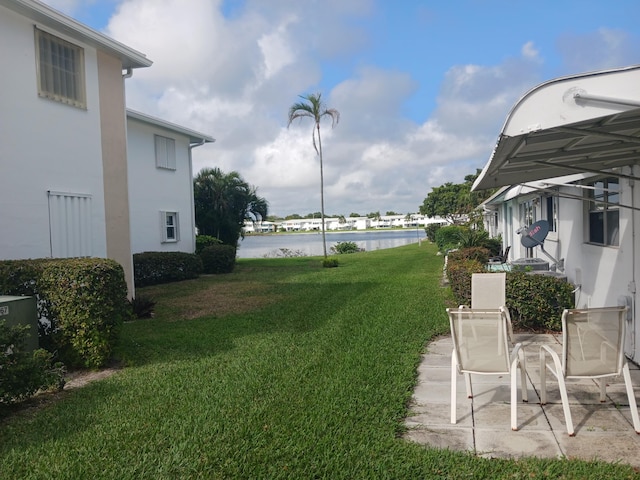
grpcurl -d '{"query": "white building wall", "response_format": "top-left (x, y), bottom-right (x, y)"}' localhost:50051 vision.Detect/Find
top-left (0, 7), bottom-right (107, 260)
top-left (126, 118), bottom-right (196, 254)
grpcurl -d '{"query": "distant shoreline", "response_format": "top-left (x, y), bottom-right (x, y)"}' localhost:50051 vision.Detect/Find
top-left (245, 228), bottom-right (424, 237)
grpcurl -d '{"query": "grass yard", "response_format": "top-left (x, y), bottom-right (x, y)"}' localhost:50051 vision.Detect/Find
top-left (1, 243), bottom-right (638, 479)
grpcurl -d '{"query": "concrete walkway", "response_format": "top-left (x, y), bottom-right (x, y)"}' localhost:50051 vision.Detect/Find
top-left (405, 333), bottom-right (640, 467)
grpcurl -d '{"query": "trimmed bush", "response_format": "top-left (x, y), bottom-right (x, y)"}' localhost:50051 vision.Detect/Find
top-left (133, 252), bottom-right (203, 287)
top-left (322, 258), bottom-right (339, 268)
top-left (200, 244), bottom-right (236, 274)
top-left (330, 241), bottom-right (364, 254)
top-left (447, 247), bottom-right (490, 265)
top-left (0, 321), bottom-right (65, 405)
top-left (195, 235), bottom-right (222, 254)
top-left (506, 272), bottom-right (574, 331)
top-left (39, 258), bottom-right (132, 368)
top-left (445, 258), bottom-right (485, 306)
top-left (435, 225), bottom-right (466, 252)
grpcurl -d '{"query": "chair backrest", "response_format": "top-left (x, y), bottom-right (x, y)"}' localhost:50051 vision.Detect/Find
top-left (448, 307), bottom-right (511, 374)
top-left (562, 306), bottom-right (628, 378)
top-left (471, 273), bottom-right (506, 309)
top-left (502, 245), bottom-right (511, 262)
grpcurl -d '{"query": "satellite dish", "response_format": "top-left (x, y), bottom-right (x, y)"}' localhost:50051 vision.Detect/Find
top-left (520, 220), bottom-right (549, 248)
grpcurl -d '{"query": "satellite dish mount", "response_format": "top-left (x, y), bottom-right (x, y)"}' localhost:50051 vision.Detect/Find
top-left (518, 220), bottom-right (564, 272)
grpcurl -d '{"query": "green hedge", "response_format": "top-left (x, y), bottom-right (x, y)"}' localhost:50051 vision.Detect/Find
top-left (0, 258), bottom-right (131, 369)
top-left (0, 321), bottom-right (65, 405)
top-left (446, 248), bottom-right (574, 331)
top-left (195, 235), bottom-right (222, 254)
top-left (40, 259), bottom-right (131, 368)
top-left (506, 272), bottom-right (574, 331)
top-left (199, 245), bottom-right (236, 274)
top-left (133, 251), bottom-right (203, 287)
top-left (435, 225), bottom-right (465, 252)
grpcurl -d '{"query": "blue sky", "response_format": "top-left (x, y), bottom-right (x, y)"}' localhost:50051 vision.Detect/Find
top-left (45, 0), bottom-right (640, 217)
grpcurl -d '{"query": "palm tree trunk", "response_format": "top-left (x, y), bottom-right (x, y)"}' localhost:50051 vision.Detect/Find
top-left (316, 122), bottom-right (327, 259)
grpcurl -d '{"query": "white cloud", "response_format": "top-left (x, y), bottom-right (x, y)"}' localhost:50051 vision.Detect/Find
top-left (91, 2), bottom-right (637, 217)
top-left (557, 28), bottom-right (640, 72)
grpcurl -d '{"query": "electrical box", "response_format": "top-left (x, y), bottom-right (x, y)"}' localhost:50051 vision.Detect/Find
top-left (0, 296), bottom-right (39, 352)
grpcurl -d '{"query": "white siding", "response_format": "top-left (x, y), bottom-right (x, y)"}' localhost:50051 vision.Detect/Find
top-left (0, 6), bottom-right (107, 260)
top-left (127, 117), bottom-right (196, 253)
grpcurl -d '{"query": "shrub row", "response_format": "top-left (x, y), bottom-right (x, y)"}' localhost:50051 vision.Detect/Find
top-left (446, 248), bottom-right (574, 331)
top-left (133, 242), bottom-right (238, 286)
top-left (0, 258), bottom-right (131, 369)
top-left (133, 252), bottom-right (203, 287)
top-left (200, 244), bottom-right (236, 274)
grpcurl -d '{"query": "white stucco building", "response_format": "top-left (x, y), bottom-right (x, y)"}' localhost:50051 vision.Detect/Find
top-left (126, 110), bottom-right (214, 254)
top-left (0, 0), bottom-right (214, 296)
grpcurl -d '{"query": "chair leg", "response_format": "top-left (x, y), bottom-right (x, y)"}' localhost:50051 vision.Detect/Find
top-left (540, 349), bottom-right (547, 404)
top-left (622, 362), bottom-right (640, 434)
top-left (464, 373), bottom-right (473, 398)
top-left (510, 357), bottom-right (518, 431)
top-left (556, 374), bottom-right (575, 436)
top-left (451, 350), bottom-right (457, 424)
top-left (540, 345), bottom-right (574, 435)
top-left (519, 350), bottom-right (528, 403)
top-left (598, 379), bottom-right (606, 403)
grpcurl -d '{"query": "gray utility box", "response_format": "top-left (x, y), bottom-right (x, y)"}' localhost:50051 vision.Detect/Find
top-left (0, 296), bottom-right (39, 352)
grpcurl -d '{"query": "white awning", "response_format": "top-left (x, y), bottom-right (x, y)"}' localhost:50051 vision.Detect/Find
top-left (473, 65), bottom-right (640, 191)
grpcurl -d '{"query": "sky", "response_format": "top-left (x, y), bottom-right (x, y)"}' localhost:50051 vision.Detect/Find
top-left (43, 0), bottom-right (640, 217)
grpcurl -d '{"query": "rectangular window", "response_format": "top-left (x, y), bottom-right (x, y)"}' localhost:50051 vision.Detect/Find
top-left (161, 211), bottom-right (179, 242)
top-left (35, 28), bottom-right (86, 108)
top-left (544, 195), bottom-right (558, 232)
top-left (519, 199), bottom-right (535, 227)
top-left (155, 135), bottom-right (176, 170)
top-left (587, 178), bottom-right (619, 246)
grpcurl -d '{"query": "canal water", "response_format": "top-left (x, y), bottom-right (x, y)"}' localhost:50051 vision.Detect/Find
top-left (237, 229), bottom-right (426, 258)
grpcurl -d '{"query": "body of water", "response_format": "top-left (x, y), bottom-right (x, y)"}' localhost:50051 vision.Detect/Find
top-left (237, 229), bottom-right (426, 258)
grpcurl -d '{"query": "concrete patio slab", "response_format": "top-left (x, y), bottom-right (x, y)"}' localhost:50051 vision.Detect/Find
top-left (475, 429), bottom-right (562, 460)
top-left (405, 333), bottom-right (640, 468)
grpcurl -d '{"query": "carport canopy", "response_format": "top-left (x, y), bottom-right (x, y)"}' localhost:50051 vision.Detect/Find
top-left (473, 65), bottom-right (640, 191)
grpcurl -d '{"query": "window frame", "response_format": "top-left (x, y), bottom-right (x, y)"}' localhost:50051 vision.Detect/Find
top-left (155, 135), bottom-right (177, 170)
top-left (543, 193), bottom-right (559, 240)
top-left (585, 177), bottom-right (619, 247)
top-left (161, 211), bottom-right (179, 243)
top-left (35, 27), bottom-right (87, 109)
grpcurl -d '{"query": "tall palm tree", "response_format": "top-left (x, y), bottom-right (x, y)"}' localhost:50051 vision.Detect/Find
top-left (287, 93), bottom-right (340, 259)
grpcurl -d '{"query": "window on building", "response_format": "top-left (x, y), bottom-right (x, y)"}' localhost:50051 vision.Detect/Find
top-left (544, 195), bottom-right (558, 232)
top-left (161, 211), bottom-right (179, 242)
top-left (587, 178), bottom-right (619, 246)
top-left (519, 199), bottom-right (536, 227)
top-left (35, 28), bottom-right (86, 108)
top-left (155, 135), bottom-right (176, 170)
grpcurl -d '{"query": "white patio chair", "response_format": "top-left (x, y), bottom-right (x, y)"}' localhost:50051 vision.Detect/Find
top-left (448, 307), bottom-right (528, 431)
top-left (540, 306), bottom-right (640, 436)
top-left (460, 273), bottom-right (514, 344)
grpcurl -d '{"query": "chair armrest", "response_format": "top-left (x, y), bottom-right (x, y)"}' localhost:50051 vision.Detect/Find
top-left (540, 344), bottom-right (563, 379)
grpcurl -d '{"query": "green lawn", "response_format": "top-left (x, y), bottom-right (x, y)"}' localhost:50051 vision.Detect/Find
top-left (1, 244), bottom-right (637, 479)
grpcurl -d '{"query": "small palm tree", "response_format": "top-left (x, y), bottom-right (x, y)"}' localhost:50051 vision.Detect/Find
top-left (287, 93), bottom-right (340, 259)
